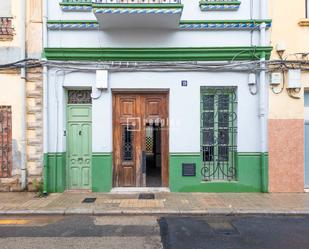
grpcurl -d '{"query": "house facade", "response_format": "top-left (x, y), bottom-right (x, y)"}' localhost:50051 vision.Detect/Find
top-left (43, 0), bottom-right (272, 193)
top-left (269, 0), bottom-right (309, 192)
top-left (0, 0), bottom-right (43, 191)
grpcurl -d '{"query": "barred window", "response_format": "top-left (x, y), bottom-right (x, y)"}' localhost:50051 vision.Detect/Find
top-left (0, 106), bottom-right (12, 178)
top-left (200, 87), bottom-right (237, 181)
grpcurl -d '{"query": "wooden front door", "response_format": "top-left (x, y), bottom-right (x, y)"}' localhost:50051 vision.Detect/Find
top-left (67, 105), bottom-right (92, 190)
top-left (113, 93), bottom-right (169, 187)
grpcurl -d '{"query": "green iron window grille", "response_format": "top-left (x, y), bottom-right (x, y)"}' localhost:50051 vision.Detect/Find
top-left (200, 87), bottom-right (237, 181)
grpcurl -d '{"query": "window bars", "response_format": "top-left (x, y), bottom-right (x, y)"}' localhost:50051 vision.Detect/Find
top-left (200, 87), bottom-right (237, 181)
top-left (0, 106), bottom-right (12, 178)
top-left (68, 90), bottom-right (92, 104)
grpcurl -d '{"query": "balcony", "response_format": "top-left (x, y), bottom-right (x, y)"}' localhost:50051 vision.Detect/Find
top-left (92, 0), bottom-right (183, 29)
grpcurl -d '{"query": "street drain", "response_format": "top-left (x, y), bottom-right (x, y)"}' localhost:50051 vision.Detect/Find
top-left (82, 197), bottom-right (96, 203)
top-left (207, 221), bottom-right (239, 235)
top-left (138, 193), bottom-right (155, 199)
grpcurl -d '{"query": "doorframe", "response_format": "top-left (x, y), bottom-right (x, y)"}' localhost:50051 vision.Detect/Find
top-left (112, 90), bottom-right (170, 188)
top-left (66, 101), bottom-right (92, 191)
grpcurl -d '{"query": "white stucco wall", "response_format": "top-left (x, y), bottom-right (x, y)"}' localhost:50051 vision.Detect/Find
top-left (47, 70), bottom-right (260, 154)
top-left (49, 0), bottom-right (262, 21)
top-left (46, 0), bottom-right (269, 48)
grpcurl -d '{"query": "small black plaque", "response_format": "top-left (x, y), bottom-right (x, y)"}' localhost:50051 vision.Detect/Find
top-left (138, 193), bottom-right (155, 200)
top-left (82, 197), bottom-right (96, 203)
top-left (182, 163), bottom-right (196, 177)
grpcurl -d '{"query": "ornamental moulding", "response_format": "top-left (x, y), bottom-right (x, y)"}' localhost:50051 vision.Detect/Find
top-left (43, 47), bottom-right (273, 61)
top-left (47, 19), bottom-right (271, 30)
top-left (199, 0), bottom-right (241, 11)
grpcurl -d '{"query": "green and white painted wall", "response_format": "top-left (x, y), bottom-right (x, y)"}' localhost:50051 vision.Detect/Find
top-left (44, 70), bottom-right (270, 193)
top-left (43, 0), bottom-right (271, 193)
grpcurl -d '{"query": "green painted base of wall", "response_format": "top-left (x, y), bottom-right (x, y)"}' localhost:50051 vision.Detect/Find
top-left (45, 153), bottom-right (66, 193)
top-left (92, 153), bottom-right (113, 192)
top-left (44, 152), bottom-right (113, 193)
top-left (45, 152), bottom-right (268, 193)
top-left (169, 152), bottom-right (268, 192)
top-left (261, 152), bottom-right (269, 193)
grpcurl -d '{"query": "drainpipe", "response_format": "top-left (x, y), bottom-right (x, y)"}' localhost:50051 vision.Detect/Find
top-left (43, 0), bottom-right (49, 195)
top-left (20, 0), bottom-right (27, 190)
top-left (259, 0), bottom-right (268, 192)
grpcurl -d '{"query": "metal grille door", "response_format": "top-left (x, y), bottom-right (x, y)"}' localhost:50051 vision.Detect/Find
top-left (0, 106), bottom-right (12, 178)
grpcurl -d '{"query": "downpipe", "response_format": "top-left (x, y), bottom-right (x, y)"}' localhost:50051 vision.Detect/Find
top-left (20, 0), bottom-right (27, 190)
top-left (43, 0), bottom-right (49, 195)
top-left (259, 0), bottom-right (268, 193)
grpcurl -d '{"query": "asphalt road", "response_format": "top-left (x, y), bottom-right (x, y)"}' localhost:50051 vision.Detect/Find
top-left (0, 215), bottom-right (309, 249)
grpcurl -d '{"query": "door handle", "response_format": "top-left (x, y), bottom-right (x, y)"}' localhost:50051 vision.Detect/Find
top-left (79, 131), bottom-right (82, 136)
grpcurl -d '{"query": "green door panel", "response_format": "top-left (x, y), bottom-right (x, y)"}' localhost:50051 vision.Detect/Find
top-left (67, 105), bottom-right (92, 190)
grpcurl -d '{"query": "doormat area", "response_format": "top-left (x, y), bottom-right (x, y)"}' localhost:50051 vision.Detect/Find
top-left (138, 193), bottom-right (155, 200)
top-left (82, 198), bottom-right (97, 203)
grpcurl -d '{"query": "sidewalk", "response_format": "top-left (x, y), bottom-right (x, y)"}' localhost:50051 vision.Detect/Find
top-left (1, 192), bottom-right (309, 215)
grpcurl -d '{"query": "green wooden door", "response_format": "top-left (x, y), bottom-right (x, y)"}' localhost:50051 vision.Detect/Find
top-left (67, 105), bottom-right (92, 190)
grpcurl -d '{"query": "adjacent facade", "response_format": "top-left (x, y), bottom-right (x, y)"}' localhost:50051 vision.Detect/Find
top-left (43, 0), bottom-right (272, 193)
top-left (269, 0), bottom-right (309, 192)
top-left (0, 0), bottom-right (43, 191)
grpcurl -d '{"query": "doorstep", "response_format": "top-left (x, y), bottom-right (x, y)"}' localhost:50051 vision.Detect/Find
top-left (111, 187), bottom-right (170, 194)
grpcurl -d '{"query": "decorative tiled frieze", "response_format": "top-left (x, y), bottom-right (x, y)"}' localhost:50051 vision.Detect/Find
top-left (60, 0), bottom-right (181, 12)
top-left (179, 20), bottom-right (271, 30)
top-left (93, 7), bottom-right (183, 14)
top-left (0, 17), bottom-right (14, 40)
top-left (61, 4), bottom-right (93, 12)
top-left (199, 0), bottom-right (241, 11)
top-left (47, 19), bottom-right (271, 30)
top-left (47, 21), bottom-right (99, 30)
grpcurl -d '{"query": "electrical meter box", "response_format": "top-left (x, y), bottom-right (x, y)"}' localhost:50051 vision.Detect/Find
top-left (96, 70), bottom-right (108, 89)
top-left (270, 72), bottom-right (282, 85)
top-left (287, 69), bottom-right (301, 89)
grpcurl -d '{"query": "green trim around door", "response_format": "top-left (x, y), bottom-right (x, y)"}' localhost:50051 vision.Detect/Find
top-left (169, 152), bottom-right (268, 192)
top-left (92, 153), bottom-right (113, 192)
top-left (43, 47), bottom-right (273, 61)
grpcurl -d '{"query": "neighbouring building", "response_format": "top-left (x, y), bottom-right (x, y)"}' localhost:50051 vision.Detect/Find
top-left (269, 0), bottom-right (309, 192)
top-left (0, 0), bottom-right (43, 191)
top-left (43, 0), bottom-right (272, 193)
